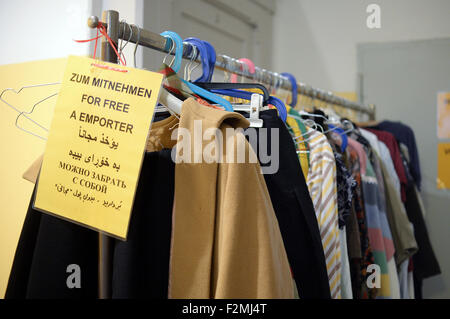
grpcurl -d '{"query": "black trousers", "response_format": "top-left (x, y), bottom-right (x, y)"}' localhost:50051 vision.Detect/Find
top-left (6, 149), bottom-right (175, 299)
top-left (245, 110), bottom-right (331, 299)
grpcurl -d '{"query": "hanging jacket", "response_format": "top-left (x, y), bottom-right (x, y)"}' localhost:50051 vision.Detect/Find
top-left (242, 109), bottom-right (331, 299)
top-left (365, 128), bottom-right (408, 202)
top-left (163, 98), bottom-right (294, 298)
top-left (369, 121), bottom-right (421, 189)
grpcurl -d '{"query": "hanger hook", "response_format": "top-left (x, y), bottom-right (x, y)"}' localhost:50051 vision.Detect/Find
top-left (280, 73), bottom-right (298, 107)
top-left (118, 20), bottom-right (133, 65)
top-left (274, 73), bottom-right (280, 93)
top-left (184, 43), bottom-right (192, 80)
top-left (122, 21), bottom-right (133, 51)
top-left (255, 67), bottom-right (262, 84)
top-left (268, 71), bottom-right (274, 93)
top-left (184, 43), bottom-right (198, 81)
top-left (189, 46), bottom-right (201, 80)
top-left (118, 20), bottom-right (126, 58)
top-left (311, 90), bottom-right (317, 109)
top-left (233, 58), bottom-right (241, 80)
top-left (222, 55), bottom-right (231, 82)
top-left (130, 24), bottom-right (140, 68)
top-left (273, 72), bottom-right (281, 94)
top-left (160, 31), bottom-right (184, 73)
top-left (240, 60), bottom-right (248, 83)
top-left (260, 69), bottom-right (265, 88)
top-left (162, 38), bottom-right (175, 67)
top-left (183, 37), bottom-right (211, 82)
top-left (268, 71), bottom-right (273, 93)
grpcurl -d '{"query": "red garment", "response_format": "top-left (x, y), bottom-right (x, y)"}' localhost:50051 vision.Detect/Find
top-left (408, 257), bottom-right (414, 272)
top-left (366, 128), bottom-right (408, 202)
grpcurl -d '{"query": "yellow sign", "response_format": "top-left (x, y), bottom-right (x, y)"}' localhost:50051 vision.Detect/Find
top-left (437, 143), bottom-right (450, 189)
top-left (34, 55), bottom-right (163, 239)
top-left (438, 92), bottom-right (450, 139)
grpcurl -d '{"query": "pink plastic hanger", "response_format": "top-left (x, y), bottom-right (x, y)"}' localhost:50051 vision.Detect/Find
top-left (230, 58), bottom-right (256, 83)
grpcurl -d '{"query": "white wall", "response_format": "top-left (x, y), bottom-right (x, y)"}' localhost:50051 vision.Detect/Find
top-left (0, 0), bottom-right (94, 65)
top-left (0, 0), bottom-right (145, 67)
top-left (273, 0), bottom-right (450, 93)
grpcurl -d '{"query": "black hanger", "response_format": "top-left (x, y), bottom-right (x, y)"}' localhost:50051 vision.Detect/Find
top-left (195, 82), bottom-right (270, 104)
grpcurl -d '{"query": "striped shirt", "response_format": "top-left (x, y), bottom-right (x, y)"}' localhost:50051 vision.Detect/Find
top-left (305, 127), bottom-right (341, 299)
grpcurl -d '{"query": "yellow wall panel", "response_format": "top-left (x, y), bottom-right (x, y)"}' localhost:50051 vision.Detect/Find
top-left (0, 58), bottom-right (66, 298)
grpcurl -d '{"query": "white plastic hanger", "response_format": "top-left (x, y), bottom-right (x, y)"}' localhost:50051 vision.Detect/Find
top-left (231, 93), bottom-right (264, 127)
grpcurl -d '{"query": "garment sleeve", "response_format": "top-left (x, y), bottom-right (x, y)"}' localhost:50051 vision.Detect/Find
top-left (406, 126), bottom-right (421, 189)
top-left (379, 158), bottom-right (418, 265)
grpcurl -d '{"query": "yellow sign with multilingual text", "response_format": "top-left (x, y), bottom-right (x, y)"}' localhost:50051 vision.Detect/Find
top-left (437, 143), bottom-right (450, 190)
top-left (34, 55), bottom-right (163, 239)
top-left (438, 92), bottom-right (450, 139)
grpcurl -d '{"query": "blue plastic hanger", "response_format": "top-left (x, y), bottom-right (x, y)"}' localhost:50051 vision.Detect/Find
top-left (160, 31), bottom-right (183, 73)
top-left (202, 40), bottom-right (216, 82)
top-left (280, 72), bottom-right (298, 107)
top-left (269, 96), bottom-right (287, 122)
top-left (184, 37), bottom-right (210, 82)
top-left (160, 31), bottom-right (233, 112)
top-left (197, 83), bottom-right (270, 104)
top-left (184, 38), bottom-right (216, 82)
top-left (327, 123), bottom-right (348, 152)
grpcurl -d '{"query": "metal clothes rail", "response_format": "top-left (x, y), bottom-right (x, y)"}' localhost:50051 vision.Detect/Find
top-left (87, 11), bottom-right (376, 119)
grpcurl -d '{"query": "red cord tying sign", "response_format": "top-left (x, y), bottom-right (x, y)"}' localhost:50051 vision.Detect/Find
top-left (74, 21), bottom-right (126, 66)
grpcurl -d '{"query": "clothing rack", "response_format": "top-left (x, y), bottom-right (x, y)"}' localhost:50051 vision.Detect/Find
top-left (89, 9), bottom-right (376, 299)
